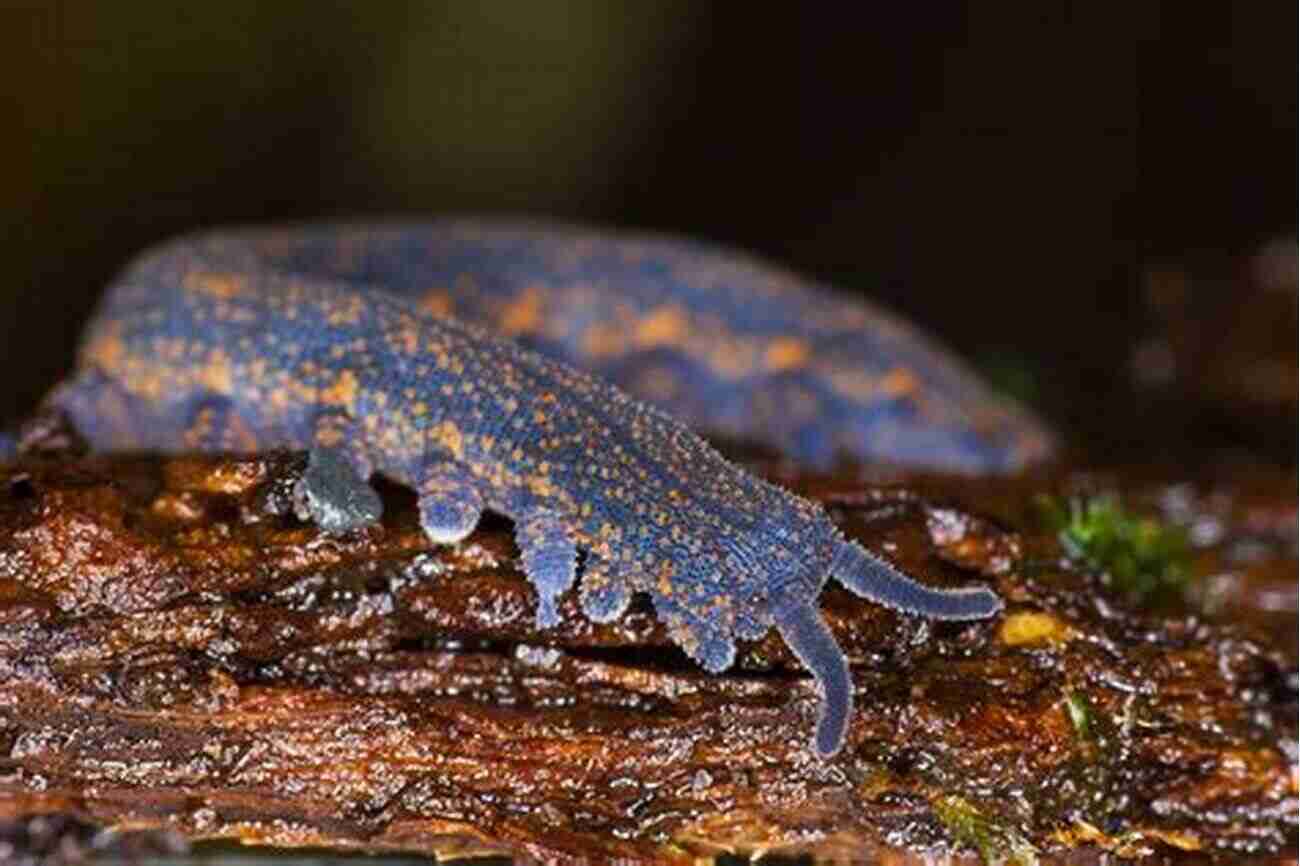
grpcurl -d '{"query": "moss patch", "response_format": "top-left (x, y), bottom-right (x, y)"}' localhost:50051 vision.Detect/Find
top-left (933, 795), bottom-right (1038, 866)
top-left (1037, 494), bottom-right (1192, 607)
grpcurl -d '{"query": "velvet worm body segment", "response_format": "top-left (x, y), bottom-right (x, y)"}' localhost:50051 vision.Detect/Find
top-left (44, 222), bottom-right (1021, 757)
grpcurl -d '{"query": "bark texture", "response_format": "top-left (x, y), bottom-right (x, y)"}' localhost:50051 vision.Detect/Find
top-left (0, 449), bottom-right (1294, 864)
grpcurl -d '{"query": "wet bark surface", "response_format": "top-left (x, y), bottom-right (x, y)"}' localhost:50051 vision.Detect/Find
top-left (0, 439), bottom-right (1295, 864)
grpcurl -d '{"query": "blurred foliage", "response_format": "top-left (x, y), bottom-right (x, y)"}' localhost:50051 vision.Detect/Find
top-left (1037, 494), bottom-right (1193, 607)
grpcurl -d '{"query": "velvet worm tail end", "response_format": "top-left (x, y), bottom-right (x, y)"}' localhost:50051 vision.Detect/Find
top-left (772, 539), bottom-right (1003, 758)
top-left (831, 539), bottom-right (1003, 620)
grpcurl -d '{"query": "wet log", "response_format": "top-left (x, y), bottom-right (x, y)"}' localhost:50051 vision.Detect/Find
top-left (0, 449), bottom-right (1294, 864)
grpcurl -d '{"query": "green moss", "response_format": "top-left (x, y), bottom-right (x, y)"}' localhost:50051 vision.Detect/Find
top-left (933, 795), bottom-right (1039, 866)
top-left (1036, 494), bottom-right (1192, 607)
top-left (1063, 690), bottom-right (1092, 741)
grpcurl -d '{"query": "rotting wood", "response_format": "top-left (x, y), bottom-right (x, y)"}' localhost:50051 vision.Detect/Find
top-left (0, 450), bottom-right (1294, 865)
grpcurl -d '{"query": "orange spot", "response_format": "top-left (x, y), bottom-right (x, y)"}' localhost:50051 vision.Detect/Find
top-left (880, 367), bottom-right (920, 398)
top-left (288, 378), bottom-right (318, 403)
top-left (763, 337), bottom-right (810, 371)
top-left (184, 271), bottom-right (245, 300)
top-left (198, 350), bottom-right (234, 395)
top-left (706, 341), bottom-right (757, 379)
top-left (320, 369), bottom-right (359, 408)
top-left (84, 330), bottom-right (125, 373)
top-left (580, 323), bottom-right (624, 358)
top-left (432, 420), bottom-right (464, 459)
top-left (633, 305), bottom-right (689, 348)
top-left (656, 561), bottom-right (677, 597)
top-left (499, 286), bottom-right (544, 335)
top-left (824, 369), bottom-right (876, 401)
top-left (326, 294), bottom-right (365, 326)
top-left (419, 289), bottom-right (455, 319)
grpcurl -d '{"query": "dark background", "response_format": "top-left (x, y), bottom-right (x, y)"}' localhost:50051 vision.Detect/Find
top-left (2, 3), bottom-right (1294, 464)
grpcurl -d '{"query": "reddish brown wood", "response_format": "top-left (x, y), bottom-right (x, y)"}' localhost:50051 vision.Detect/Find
top-left (0, 451), bottom-right (1294, 864)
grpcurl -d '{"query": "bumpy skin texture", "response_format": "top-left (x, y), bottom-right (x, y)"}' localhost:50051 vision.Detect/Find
top-left (210, 221), bottom-right (1054, 471)
top-left (39, 222), bottom-right (1018, 758)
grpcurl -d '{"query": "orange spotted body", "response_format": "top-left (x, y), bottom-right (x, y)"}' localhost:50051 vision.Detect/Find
top-left (204, 221), bottom-right (1055, 470)
top-left (39, 221), bottom-right (1020, 758)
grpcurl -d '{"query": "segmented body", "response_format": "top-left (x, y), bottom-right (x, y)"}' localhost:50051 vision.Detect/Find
top-left (39, 221), bottom-right (1027, 757)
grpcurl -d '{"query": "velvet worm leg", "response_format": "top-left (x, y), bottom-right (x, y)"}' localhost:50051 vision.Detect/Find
top-left (515, 509), bottom-right (578, 628)
top-left (579, 555), bottom-right (634, 623)
top-left (416, 461), bottom-right (484, 544)
top-left (297, 445), bottom-right (383, 535)
top-left (295, 410), bottom-right (383, 535)
top-left (650, 593), bottom-right (737, 673)
top-left (773, 600), bottom-right (852, 758)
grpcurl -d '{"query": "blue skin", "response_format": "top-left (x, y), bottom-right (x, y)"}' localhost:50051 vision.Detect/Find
top-left (219, 221), bottom-right (1057, 472)
top-left (5, 224), bottom-right (1008, 758)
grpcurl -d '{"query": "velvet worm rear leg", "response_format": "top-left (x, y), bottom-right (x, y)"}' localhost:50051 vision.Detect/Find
top-left (773, 600), bottom-right (852, 758)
